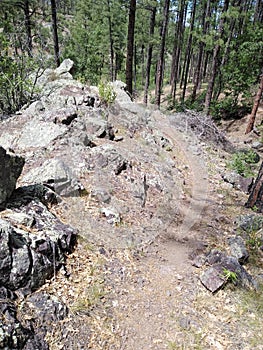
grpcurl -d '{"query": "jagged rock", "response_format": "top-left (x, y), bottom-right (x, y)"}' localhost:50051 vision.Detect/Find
top-left (88, 144), bottom-right (129, 175)
top-left (22, 100), bottom-right (45, 116)
top-left (227, 236), bottom-right (249, 264)
top-left (0, 147), bottom-right (25, 206)
top-left (111, 80), bottom-right (131, 104)
top-left (17, 119), bottom-right (67, 148)
top-left (222, 172), bottom-right (253, 193)
top-left (43, 107), bottom-right (78, 125)
top-left (252, 141), bottom-right (263, 150)
top-left (100, 207), bottom-right (121, 225)
top-left (0, 185), bottom-right (77, 293)
top-left (0, 299), bottom-right (32, 349)
top-left (200, 251), bottom-right (256, 292)
top-left (90, 188), bottom-right (111, 204)
top-left (21, 158), bottom-right (84, 196)
top-left (200, 265), bottom-right (225, 293)
top-left (235, 214), bottom-right (263, 232)
top-left (54, 58), bottom-right (74, 76)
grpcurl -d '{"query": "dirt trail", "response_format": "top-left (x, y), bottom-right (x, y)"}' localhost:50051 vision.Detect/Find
top-left (109, 111), bottom-right (217, 350)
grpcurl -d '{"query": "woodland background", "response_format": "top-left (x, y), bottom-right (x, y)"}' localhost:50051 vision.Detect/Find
top-left (0, 0), bottom-right (262, 119)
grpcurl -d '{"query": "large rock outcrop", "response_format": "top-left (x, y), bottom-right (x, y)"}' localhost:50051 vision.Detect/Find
top-left (0, 147), bottom-right (24, 206)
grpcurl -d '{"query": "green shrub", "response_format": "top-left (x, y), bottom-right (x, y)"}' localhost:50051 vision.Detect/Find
top-left (210, 97), bottom-right (251, 121)
top-left (98, 81), bottom-right (117, 106)
top-left (228, 150), bottom-right (259, 177)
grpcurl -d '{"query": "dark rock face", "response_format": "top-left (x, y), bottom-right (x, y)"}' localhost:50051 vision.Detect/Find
top-left (222, 172), bottom-right (254, 193)
top-left (228, 236), bottom-right (249, 264)
top-left (235, 214), bottom-right (263, 233)
top-left (0, 147), bottom-right (25, 206)
top-left (0, 184), bottom-right (77, 350)
top-left (1, 186), bottom-right (76, 293)
top-left (196, 249), bottom-right (256, 293)
top-left (21, 158), bottom-right (84, 197)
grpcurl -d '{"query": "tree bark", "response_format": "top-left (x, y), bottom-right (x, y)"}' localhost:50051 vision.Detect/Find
top-left (143, 4), bottom-right (156, 105)
top-left (204, 0), bottom-right (229, 114)
top-left (181, 0), bottom-right (196, 102)
top-left (192, 0), bottom-right (211, 102)
top-left (245, 74), bottom-right (263, 134)
top-left (170, 0), bottom-right (185, 101)
top-left (51, 0), bottom-right (60, 67)
top-left (125, 0), bottom-right (137, 96)
top-left (245, 161), bottom-right (263, 212)
top-left (107, 0), bottom-right (114, 81)
top-left (155, 0), bottom-right (170, 108)
top-left (24, 0), bottom-right (32, 56)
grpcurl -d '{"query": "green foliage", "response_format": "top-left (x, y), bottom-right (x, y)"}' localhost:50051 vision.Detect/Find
top-left (228, 150), bottom-right (258, 178)
top-left (0, 36), bottom-right (38, 114)
top-left (98, 81), bottom-right (116, 105)
top-left (210, 97), bottom-right (251, 121)
top-left (222, 268), bottom-right (238, 284)
top-left (167, 91), bottom-right (206, 112)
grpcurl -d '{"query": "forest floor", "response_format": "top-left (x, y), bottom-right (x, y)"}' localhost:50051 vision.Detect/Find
top-left (44, 104), bottom-right (263, 350)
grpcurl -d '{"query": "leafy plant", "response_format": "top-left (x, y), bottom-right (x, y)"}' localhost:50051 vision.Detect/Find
top-left (222, 268), bottom-right (238, 284)
top-left (98, 81), bottom-right (116, 105)
top-left (210, 96), bottom-right (251, 121)
top-left (246, 230), bottom-right (262, 251)
top-left (228, 150), bottom-right (259, 177)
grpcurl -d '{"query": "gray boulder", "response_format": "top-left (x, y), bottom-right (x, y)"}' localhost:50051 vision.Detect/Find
top-left (200, 250), bottom-right (256, 293)
top-left (21, 158), bottom-right (84, 196)
top-left (0, 147), bottom-right (25, 206)
top-left (54, 58), bottom-right (74, 76)
top-left (0, 185), bottom-right (77, 293)
top-left (228, 236), bottom-right (249, 264)
top-left (17, 119), bottom-right (67, 149)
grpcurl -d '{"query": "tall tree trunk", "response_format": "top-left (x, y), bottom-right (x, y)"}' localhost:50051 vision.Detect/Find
top-left (155, 0), bottom-right (170, 107)
top-left (143, 5), bottom-right (156, 105)
top-left (245, 161), bottom-right (263, 212)
top-left (51, 0), bottom-right (60, 67)
top-left (192, 0), bottom-right (211, 102)
top-left (24, 0), bottom-right (32, 56)
top-left (170, 0), bottom-right (185, 101)
top-left (107, 0), bottom-right (114, 81)
top-left (204, 0), bottom-right (230, 114)
top-left (181, 0), bottom-right (196, 102)
top-left (245, 74), bottom-right (263, 134)
top-left (125, 0), bottom-right (137, 96)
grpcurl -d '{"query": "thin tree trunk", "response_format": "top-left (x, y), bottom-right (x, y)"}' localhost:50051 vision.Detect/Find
top-left (107, 0), bottom-right (114, 81)
top-left (181, 0), bottom-right (196, 102)
top-left (155, 0), bottom-right (170, 107)
top-left (24, 0), bottom-right (32, 56)
top-left (51, 0), bottom-right (60, 67)
top-left (245, 161), bottom-right (263, 212)
top-left (204, 0), bottom-right (230, 114)
top-left (192, 0), bottom-right (211, 102)
top-left (143, 5), bottom-right (156, 105)
top-left (245, 74), bottom-right (263, 134)
top-left (125, 0), bottom-right (137, 96)
top-left (170, 0), bottom-right (185, 101)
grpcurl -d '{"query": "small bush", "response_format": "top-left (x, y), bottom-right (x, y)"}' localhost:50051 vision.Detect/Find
top-left (228, 150), bottom-right (259, 177)
top-left (210, 97), bottom-right (251, 121)
top-left (98, 81), bottom-right (116, 106)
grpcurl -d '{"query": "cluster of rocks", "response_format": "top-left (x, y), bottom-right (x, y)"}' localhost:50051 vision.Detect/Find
top-left (0, 147), bottom-right (77, 348)
top-left (191, 214), bottom-right (263, 293)
top-left (0, 59), bottom-right (187, 349)
top-left (0, 59), bottom-right (187, 250)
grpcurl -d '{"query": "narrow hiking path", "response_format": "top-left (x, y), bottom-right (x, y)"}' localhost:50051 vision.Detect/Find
top-left (106, 110), bottom-right (226, 350)
top-left (102, 109), bottom-right (262, 350)
top-left (46, 103), bottom-right (262, 350)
